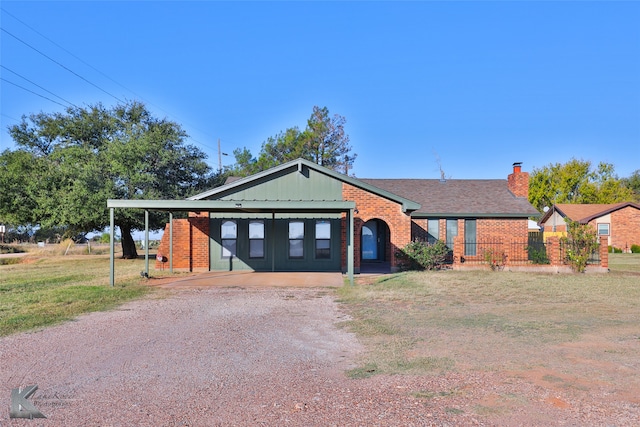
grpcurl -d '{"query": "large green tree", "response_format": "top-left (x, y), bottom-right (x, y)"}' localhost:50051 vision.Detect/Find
top-left (229, 106), bottom-right (356, 177)
top-left (622, 170), bottom-right (640, 202)
top-left (528, 158), bottom-right (635, 212)
top-left (1, 101), bottom-right (213, 258)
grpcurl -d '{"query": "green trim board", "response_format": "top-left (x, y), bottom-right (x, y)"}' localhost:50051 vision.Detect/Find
top-left (107, 199), bottom-right (355, 212)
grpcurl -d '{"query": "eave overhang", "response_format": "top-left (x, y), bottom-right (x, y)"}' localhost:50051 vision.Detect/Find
top-left (411, 212), bottom-right (541, 219)
top-left (107, 199), bottom-right (356, 213)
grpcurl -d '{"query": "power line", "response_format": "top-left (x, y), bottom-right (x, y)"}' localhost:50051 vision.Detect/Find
top-left (1, 78), bottom-right (69, 108)
top-left (1, 27), bottom-right (125, 104)
top-left (1, 65), bottom-right (78, 108)
top-left (1, 8), bottom-right (223, 156)
top-left (1, 10), bottom-right (230, 161)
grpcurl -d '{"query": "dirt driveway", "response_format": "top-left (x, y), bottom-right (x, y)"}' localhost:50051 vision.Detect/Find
top-left (1, 283), bottom-right (638, 426)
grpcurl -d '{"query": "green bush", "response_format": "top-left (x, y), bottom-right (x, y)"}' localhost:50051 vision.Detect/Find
top-left (609, 246), bottom-right (623, 253)
top-left (526, 245), bottom-right (550, 264)
top-left (396, 240), bottom-right (449, 271)
top-left (562, 221), bottom-right (598, 273)
top-left (631, 244), bottom-right (640, 254)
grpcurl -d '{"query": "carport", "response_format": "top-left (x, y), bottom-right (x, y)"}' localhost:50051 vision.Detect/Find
top-left (106, 199), bottom-right (356, 287)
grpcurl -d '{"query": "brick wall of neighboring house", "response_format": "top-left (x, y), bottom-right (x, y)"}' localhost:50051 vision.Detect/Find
top-left (342, 183), bottom-right (413, 271)
top-left (588, 206), bottom-right (640, 251)
top-left (155, 212), bottom-right (210, 271)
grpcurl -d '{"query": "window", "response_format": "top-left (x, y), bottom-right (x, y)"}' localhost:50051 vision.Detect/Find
top-left (427, 219), bottom-right (439, 244)
top-left (249, 220), bottom-right (265, 258)
top-left (464, 219), bottom-right (476, 256)
top-left (597, 223), bottom-right (610, 236)
top-left (445, 219), bottom-right (458, 250)
top-left (221, 220), bottom-right (237, 258)
top-left (289, 221), bottom-right (304, 258)
top-left (315, 220), bottom-right (331, 259)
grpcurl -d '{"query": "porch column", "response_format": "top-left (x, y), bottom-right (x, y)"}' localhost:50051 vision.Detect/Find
top-left (169, 211), bottom-right (173, 273)
top-left (109, 207), bottom-right (115, 287)
top-left (348, 208), bottom-right (354, 286)
top-left (144, 210), bottom-right (149, 277)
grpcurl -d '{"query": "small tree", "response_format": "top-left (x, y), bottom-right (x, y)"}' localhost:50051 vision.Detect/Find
top-left (561, 220), bottom-right (598, 273)
top-left (396, 240), bottom-right (449, 271)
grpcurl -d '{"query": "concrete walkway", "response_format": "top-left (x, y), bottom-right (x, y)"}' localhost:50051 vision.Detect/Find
top-left (147, 270), bottom-right (346, 289)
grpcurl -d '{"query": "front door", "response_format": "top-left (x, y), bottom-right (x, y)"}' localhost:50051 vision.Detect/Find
top-left (361, 219), bottom-right (387, 262)
top-left (362, 221), bottom-right (378, 260)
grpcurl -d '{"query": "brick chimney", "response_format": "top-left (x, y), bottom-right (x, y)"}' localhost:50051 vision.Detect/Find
top-left (507, 162), bottom-right (529, 198)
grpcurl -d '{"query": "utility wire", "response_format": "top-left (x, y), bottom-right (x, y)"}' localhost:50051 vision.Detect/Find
top-left (1, 8), bottom-right (221, 156)
top-left (1, 78), bottom-right (69, 108)
top-left (1, 10), bottom-right (226, 160)
top-left (1, 65), bottom-right (78, 108)
top-left (1, 27), bottom-right (125, 103)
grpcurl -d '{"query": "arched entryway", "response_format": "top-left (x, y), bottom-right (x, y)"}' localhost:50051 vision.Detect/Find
top-left (361, 219), bottom-right (391, 273)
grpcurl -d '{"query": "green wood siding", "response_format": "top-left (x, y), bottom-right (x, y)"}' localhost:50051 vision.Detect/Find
top-left (207, 166), bottom-right (343, 202)
top-left (210, 217), bottom-right (342, 272)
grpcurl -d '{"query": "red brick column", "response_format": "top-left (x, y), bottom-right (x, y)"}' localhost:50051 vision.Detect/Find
top-left (546, 236), bottom-right (561, 266)
top-left (189, 212), bottom-right (210, 271)
top-left (599, 235), bottom-right (609, 269)
top-left (453, 235), bottom-right (464, 266)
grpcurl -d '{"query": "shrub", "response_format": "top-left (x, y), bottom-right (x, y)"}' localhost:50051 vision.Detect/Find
top-left (561, 221), bottom-right (598, 273)
top-left (631, 244), bottom-right (640, 254)
top-left (483, 248), bottom-right (507, 271)
top-left (526, 245), bottom-right (550, 264)
top-left (396, 240), bottom-right (449, 271)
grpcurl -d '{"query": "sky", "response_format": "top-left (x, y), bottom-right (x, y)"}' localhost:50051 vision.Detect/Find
top-left (1, 1), bottom-right (639, 181)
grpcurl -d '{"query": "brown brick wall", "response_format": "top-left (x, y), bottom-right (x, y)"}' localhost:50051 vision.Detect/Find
top-left (592, 206), bottom-right (640, 251)
top-left (155, 212), bottom-right (210, 271)
top-left (342, 183), bottom-right (413, 270)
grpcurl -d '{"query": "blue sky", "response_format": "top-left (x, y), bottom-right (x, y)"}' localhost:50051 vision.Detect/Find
top-left (2, 1), bottom-right (639, 181)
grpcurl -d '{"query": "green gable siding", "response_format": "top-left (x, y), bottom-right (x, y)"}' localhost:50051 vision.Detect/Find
top-left (206, 166), bottom-right (343, 202)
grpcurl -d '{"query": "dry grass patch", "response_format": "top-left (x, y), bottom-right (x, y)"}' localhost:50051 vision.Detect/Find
top-left (337, 261), bottom-right (640, 382)
top-left (0, 255), bottom-right (177, 336)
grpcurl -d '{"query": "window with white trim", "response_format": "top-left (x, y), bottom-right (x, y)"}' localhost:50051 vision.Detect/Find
top-left (315, 220), bottom-right (331, 259)
top-left (289, 221), bottom-right (304, 258)
top-left (221, 220), bottom-right (237, 258)
top-left (249, 220), bottom-right (265, 258)
top-left (597, 223), bottom-right (610, 236)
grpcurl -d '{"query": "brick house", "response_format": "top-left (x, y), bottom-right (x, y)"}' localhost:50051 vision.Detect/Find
top-left (539, 202), bottom-right (640, 252)
top-left (153, 159), bottom-right (539, 274)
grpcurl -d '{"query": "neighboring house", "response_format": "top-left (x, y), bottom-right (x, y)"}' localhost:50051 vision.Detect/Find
top-left (539, 202), bottom-right (640, 251)
top-left (153, 159), bottom-right (539, 273)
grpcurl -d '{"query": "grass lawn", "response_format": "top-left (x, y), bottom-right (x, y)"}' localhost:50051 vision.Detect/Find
top-left (337, 253), bottom-right (640, 379)
top-left (0, 254), bottom-right (169, 336)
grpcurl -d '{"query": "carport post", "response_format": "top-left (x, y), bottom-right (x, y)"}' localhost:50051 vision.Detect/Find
top-left (348, 207), bottom-right (354, 286)
top-left (169, 211), bottom-right (173, 273)
top-left (109, 207), bottom-right (115, 287)
top-left (144, 210), bottom-right (149, 277)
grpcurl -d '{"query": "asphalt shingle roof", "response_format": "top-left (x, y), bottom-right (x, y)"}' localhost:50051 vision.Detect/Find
top-left (360, 178), bottom-right (540, 217)
top-left (550, 202), bottom-right (640, 224)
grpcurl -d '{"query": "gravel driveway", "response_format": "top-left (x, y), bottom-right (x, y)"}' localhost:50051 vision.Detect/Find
top-left (2, 286), bottom-right (637, 426)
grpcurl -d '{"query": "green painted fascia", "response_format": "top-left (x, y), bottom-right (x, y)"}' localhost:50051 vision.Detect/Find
top-left (107, 199), bottom-right (355, 212)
